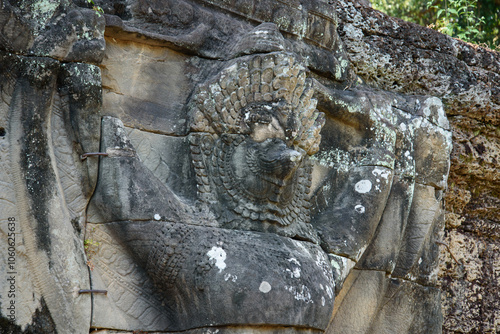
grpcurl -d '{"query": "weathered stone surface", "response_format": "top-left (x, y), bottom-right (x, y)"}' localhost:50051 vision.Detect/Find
top-left (356, 175), bottom-right (414, 273)
top-left (327, 269), bottom-right (442, 334)
top-left (413, 119), bottom-right (452, 190)
top-left (438, 229), bottom-right (500, 333)
top-left (0, 54), bottom-right (99, 332)
top-left (86, 222), bottom-right (171, 330)
top-left (0, 2), bottom-right (105, 332)
top-left (124, 127), bottom-right (197, 198)
top-left (336, 0), bottom-right (500, 115)
top-left (89, 328), bottom-right (323, 334)
top-left (110, 220), bottom-right (334, 330)
top-left (312, 165), bottom-right (393, 260)
top-left (101, 0), bottom-right (355, 83)
top-left (89, 23), bottom-right (449, 332)
top-left (391, 183), bottom-right (443, 285)
top-left (87, 109), bottom-right (336, 331)
top-left (0, 0), bottom-right (470, 333)
top-left (100, 38), bottom-right (212, 135)
top-left (0, 1), bottom-right (105, 62)
top-left (88, 117), bottom-right (209, 225)
top-left (87, 223), bottom-right (328, 333)
top-left (89, 48), bottom-right (339, 330)
top-left (336, 0), bottom-right (499, 331)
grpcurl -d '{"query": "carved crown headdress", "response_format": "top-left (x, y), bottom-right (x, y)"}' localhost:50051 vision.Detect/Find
top-left (190, 24), bottom-right (324, 155)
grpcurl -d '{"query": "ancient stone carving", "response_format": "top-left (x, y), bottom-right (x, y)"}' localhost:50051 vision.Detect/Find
top-left (190, 51), bottom-right (325, 238)
top-left (1, 1), bottom-right (454, 333)
top-left (86, 21), bottom-right (451, 332)
top-left (89, 46), bottom-right (337, 331)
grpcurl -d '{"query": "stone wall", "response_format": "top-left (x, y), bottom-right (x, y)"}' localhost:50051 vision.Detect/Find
top-left (0, 1), bottom-right (104, 333)
top-left (336, 1), bottom-right (500, 332)
top-left (0, 0), bottom-right (498, 333)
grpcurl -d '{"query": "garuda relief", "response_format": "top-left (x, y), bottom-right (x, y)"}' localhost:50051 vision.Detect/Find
top-left (87, 23), bottom-right (451, 333)
top-left (90, 48), bottom-right (335, 332)
top-left (190, 52), bottom-right (324, 237)
top-left (0, 1), bottom-right (451, 334)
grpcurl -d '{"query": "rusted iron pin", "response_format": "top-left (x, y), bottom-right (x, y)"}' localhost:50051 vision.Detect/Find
top-left (80, 152), bottom-right (109, 161)
top-left (78, 289), bottom-right (108, 295)
top-left (435, 240), bottom-right (462, 265)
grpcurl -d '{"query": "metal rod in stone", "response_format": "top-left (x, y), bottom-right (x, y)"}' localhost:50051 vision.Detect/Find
top-left (78, 289), bottom-right (108, 295)
top-left (80, 152), bottom-right (109, 161)
top-left (435, 241), bottom-right (462, 265)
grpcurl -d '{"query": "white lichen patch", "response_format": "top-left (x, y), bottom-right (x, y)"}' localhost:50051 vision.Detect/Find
top-left (315, 252), bottom-right (335, 287)
top-left (224, 273), bottom-right (238, 282)
top-left (335, 59), bottom-right (349, 80)
top-left (437, 107), bottom-right (448, 129)
top-left (354, 204), bottom-right (365, 213)
top-left (311, 148), bottom-right (352, 172)
top-left (343, 23), bottom-right (364, 41)
top-left (259, 281), bottom-right (272, 293)
top-left (286, 267), bottom-right (301, 278)
top-left (329, 254), bottom-right (355, 287)
top-left (205, 329), bottom-right (220, 334)
top-left (207, 246), bottom-right (227, 272)
top-left (372, 168), bottom-right (390, 179)
top-left (421, 97), bottom-right (449, 129)
top-left (286, 258), bottom-right (302, 278)
top-left (22, 0), bottom-right (59, 33)
top-left (355, 180), bottom-right (372, 193)
top-left (285, 284), bottom-right (314, 303)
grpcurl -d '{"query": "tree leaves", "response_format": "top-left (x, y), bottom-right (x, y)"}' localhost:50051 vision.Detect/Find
top-left (373, 0), bottom-right (499, 48)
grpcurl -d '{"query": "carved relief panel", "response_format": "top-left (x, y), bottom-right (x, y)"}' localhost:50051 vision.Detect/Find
top-left (87, 19), bottom-right (450, 333)
top-left (0, 1), bottom-right (451, 333)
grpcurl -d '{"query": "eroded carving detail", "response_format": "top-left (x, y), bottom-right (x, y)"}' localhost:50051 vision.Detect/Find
top-left (88, 44), bottom-right (335, 331)
top-left (0, 1), bottom-right (458, 333)
top-left (190, 52), bottom-right (324, 235)
top-left (85, 19), bottom-right (451, 334)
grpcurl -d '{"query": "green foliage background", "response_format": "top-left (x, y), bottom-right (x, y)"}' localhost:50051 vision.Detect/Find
top-left (371, 0), bottom-right (500, 49)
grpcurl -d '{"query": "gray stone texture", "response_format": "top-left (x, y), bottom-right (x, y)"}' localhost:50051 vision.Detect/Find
top-left (0, 1), bottom-right (104, 332)
top-left (2, 0), bottom-right (495, 333)
top-left (335, 0), bottom-right (500, 332)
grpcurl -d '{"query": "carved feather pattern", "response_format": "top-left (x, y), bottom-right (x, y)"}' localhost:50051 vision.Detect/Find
top-left (189, 52), bottom-right (323, 229)
top-left (191, 52), bottom-right (324, 156)
top-left (190, 132), bottom-right (311, 227)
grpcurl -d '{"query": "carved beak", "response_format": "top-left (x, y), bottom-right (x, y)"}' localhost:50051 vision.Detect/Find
top-left (257, 139), bottom-right (304, 182)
